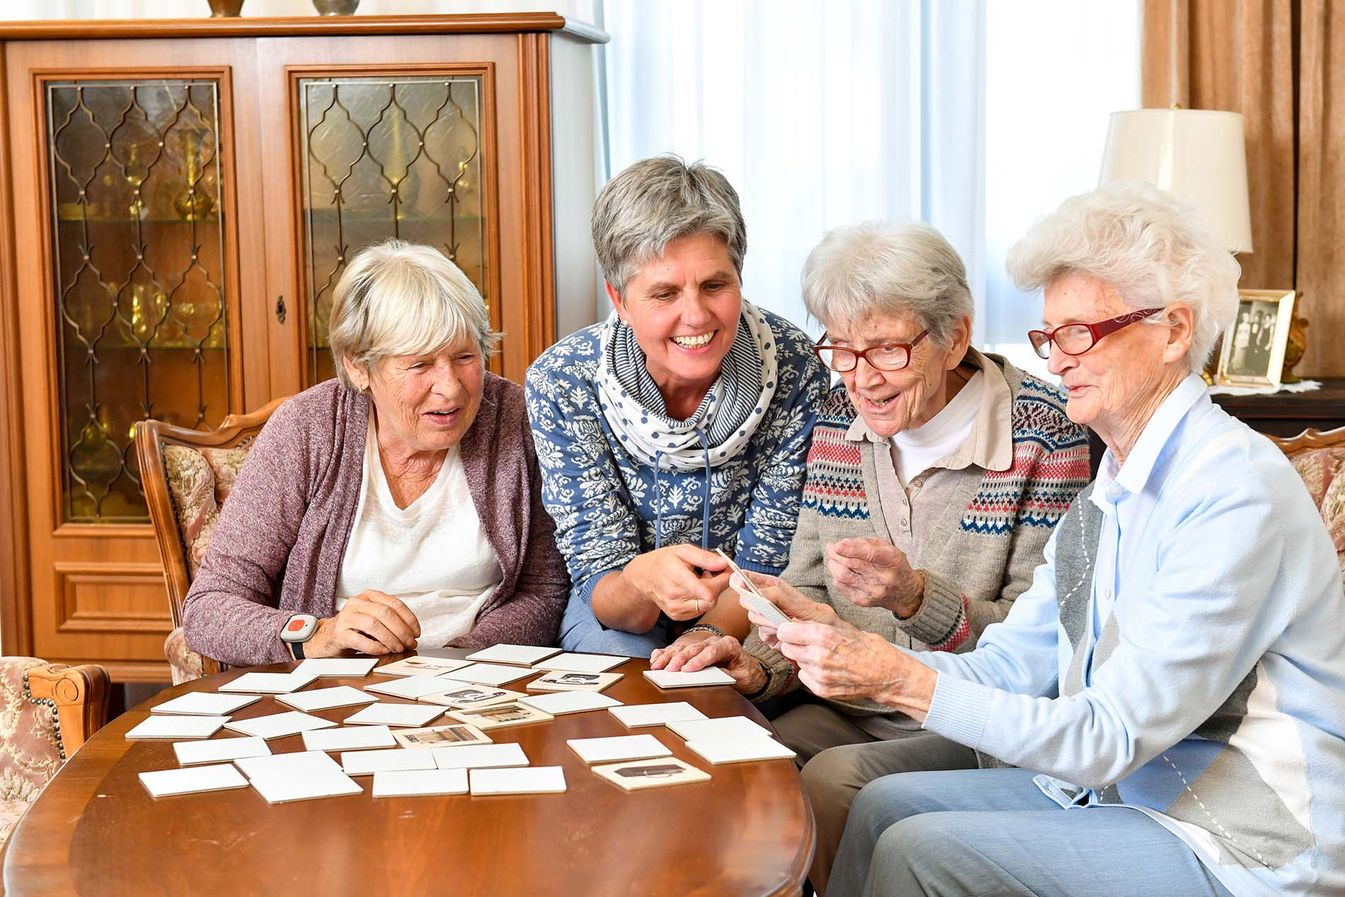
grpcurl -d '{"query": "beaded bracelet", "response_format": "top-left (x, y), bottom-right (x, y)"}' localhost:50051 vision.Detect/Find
top-left (682, 623), bottom-right (725, 639)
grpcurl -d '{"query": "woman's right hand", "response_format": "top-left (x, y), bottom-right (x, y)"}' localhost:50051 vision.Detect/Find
top-left (622, 544), bottom-right (731, 622)
top-left (308, 589), bottom-right (421, 657)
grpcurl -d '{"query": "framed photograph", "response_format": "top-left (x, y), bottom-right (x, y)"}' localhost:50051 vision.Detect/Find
top-left (1216, 289), bottom-right (1296, 388)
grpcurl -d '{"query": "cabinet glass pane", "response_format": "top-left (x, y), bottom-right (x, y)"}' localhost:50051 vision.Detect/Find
top-left (47, 80), bottom-right (231, 523)
top-left (299, 76), bottom-right (485, 384)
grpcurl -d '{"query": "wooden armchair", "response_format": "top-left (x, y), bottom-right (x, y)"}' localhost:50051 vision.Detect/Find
top-left (0, 658), bottom-right (109, 847)
top-left (1270, 425), bottom-right (1345, 578)
top-left (134, 398), bottom-right (286, 683)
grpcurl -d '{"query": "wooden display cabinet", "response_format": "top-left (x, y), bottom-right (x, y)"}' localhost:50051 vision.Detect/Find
top-left (0, 14), bottom-right (604, 681)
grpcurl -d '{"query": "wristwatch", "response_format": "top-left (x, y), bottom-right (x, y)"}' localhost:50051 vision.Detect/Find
top-left (280, 613), bottom-right (318, 660)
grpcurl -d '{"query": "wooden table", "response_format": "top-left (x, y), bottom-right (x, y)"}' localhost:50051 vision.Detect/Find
top-left (3, 655), bottom-right (814, 897)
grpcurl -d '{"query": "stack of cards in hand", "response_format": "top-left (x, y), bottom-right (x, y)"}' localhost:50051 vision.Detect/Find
top-left (130, 644), bottom-right (788, 804)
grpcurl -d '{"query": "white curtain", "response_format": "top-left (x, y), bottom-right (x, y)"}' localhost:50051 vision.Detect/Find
top-left (601, 0), bottom-right (1139, 372)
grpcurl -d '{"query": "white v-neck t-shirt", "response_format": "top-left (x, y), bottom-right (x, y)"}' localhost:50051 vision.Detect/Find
top-left (335, 423), bottom-right (502, 649)
top-left (889, 371), bottom-right (984, 486)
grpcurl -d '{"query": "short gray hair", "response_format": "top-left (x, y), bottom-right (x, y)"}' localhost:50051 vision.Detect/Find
top-left (328, 240), bottom-right (500, 389)
top-left (802, 222), bottom-right (974, 348)
top-left (592, 155), bottom-right (747, 294)
top-left (1007, 182), bottom-right (1241, 372)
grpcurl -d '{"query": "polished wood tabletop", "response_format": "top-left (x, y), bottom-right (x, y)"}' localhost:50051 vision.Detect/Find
top-left (3, 653), bottom-right (814, 897)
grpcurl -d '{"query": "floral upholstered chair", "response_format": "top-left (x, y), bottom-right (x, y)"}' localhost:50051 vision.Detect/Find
top-left (135, 398), bottom-right (286, 683)
top-left (1271, 425), bottom-right (1345, 579)
top-left (0, 658), bottom-right (108, 847)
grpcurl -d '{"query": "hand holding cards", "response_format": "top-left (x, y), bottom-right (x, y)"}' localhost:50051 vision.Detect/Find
top-left (714, 548), bottom-right (790, 628)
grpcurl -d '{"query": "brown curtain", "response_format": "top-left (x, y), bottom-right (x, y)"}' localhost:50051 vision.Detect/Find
top-left (1143, 0), bottom-right (1344, 377)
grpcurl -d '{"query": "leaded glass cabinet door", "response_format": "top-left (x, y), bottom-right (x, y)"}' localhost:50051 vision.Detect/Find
top-left (298, 75), bottom-right (486, 385)
top-left (4, 42), bottom-right (265, 675)
top-left (48, 79), bottom-right (233, 522)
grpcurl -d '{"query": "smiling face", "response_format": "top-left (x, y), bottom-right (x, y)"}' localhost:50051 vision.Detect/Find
top-left (1042, 272), bottom-right (1188, 451)
top-left (343, 338), bottom-right (484, 458)
top-left (609, 232), bottom-right (743, 417)
top-left (826, 310), bottom-right (970, 438)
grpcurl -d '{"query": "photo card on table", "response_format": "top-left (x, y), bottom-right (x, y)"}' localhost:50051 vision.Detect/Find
top-left (219, 671), bottom-right (319, 694)
top-left (126, 715), bottom-right (229, 741)
top-left (532, 653), bottom-right (628, 674)
top-left (437, 663), bottom-right (537, 688)
top-left (293, 657), bottom-right (380, 678)
top-left (592, 757), bottom-right (711, 791)
top-left (151, 692), bottom-right (263, 716)
top-left (394, 723), bottom-right (492, 749)
top-left (343, 702), bottom-right (445, 728)
top-left (525, 670), bottom-right (622, 693)
top-left (518, 691), bottom-right (621, 716)
top-left (447, 701), bottom-right (554, 730)
top-left (464, 644), bottom-right (562, 666)
top-left (419, 685), bottom-right (526, 709)
top-left (374, 656), bottom-right (472, 677)
top-left (643, 667), bottom-right (736, 689)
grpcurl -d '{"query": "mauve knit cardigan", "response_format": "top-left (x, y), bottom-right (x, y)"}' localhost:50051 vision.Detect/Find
top-left (182, 373), bottom-right (569, 666)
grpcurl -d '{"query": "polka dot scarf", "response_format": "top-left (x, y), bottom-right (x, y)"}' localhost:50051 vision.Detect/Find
top-left (596, 300), bottom-right (779, 472)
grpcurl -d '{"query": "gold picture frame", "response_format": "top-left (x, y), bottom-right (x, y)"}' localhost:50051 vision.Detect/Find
top-left (1216, 289), bottom-right (1297, 388)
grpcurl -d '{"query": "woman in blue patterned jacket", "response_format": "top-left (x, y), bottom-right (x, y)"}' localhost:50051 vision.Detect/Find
top-left (524, 155), bottom-right (829, 656)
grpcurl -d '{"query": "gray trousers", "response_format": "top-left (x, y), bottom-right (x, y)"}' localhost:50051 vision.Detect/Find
top-left (772, 702), bottom-right (977, 897)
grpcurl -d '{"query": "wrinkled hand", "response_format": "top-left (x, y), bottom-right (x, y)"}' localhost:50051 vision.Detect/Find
top-left (651, 633), bottom-right (767, 695)
top-left (734, 571), bottom-right (838, 650)
top-left (624, 545), bottom-right (731, 622)
top-left (774, 617), bottom-right (933, 712)
top-left (825, 538), bottom-right (925, 616)
top-left (309, 589), bottom-right (420, 657)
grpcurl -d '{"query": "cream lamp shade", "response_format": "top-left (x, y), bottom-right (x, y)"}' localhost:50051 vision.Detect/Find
top-left (1099, 108), bottom-right (1253, 254)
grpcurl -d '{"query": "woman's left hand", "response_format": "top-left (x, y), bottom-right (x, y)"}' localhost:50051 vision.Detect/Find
top-left (824, 537), bottom-right (925, 617)
top-left (650, 629), bottom-right (717, 670)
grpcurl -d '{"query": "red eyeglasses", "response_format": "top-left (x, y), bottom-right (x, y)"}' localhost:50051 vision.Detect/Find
top-left (1027, 308), bottom-right (1164, 359)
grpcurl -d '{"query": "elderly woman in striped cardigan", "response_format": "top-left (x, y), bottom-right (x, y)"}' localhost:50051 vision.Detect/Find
top-left (654, 221), bottom-right (1090, 894)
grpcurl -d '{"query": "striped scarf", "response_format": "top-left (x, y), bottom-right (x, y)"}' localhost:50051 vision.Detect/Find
top-left (596, 300), bottom-right (779, 471)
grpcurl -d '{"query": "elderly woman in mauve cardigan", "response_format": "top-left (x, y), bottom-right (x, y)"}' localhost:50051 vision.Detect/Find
top-left (182, 240), bottom-right (568, 665)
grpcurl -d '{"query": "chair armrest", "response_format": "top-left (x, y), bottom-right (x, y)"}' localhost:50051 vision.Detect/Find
top-left (164, 627), bottom-right (225, 685)
top-left (24, 663), bottom-right (110, 758)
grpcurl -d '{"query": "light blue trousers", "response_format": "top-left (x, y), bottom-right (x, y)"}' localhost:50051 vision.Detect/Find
top-left (558, 594), bottom-right (672, 657)
top-left (829, 767), bottom-right (1235, 897)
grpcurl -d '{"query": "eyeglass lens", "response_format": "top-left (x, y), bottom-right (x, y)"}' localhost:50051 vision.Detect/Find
top-left (816, 345), bottom-right (911, 372)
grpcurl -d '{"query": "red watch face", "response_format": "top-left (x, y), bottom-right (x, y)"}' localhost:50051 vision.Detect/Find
top-left (286, 618), bottom-right (307, 633)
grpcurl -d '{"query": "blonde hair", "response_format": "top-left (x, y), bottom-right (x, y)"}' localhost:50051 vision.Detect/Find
top-left (1007, 183), bottom-right (1241, 372)
top-left (327, 240), bottom-right (500, 389)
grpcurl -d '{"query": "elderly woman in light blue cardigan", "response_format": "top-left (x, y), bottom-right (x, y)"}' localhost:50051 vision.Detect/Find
top-left (745, 184), bottom-right (1345, 897)
top-left (525, 155), bottom-right (828, 657)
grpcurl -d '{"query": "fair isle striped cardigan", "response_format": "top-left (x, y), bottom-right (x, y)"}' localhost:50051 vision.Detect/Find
top-left (745, 354), bottom-right (1091, 708)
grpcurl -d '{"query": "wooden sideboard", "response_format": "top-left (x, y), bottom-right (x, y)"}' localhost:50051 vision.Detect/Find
top-left (1210, 379), bottom-right (1345, 438)
top-left (0, 14), bottom-right (604, 681)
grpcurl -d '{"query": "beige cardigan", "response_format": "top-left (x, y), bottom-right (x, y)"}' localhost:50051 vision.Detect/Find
top-left (744, 352), bottom-right (1089, 712)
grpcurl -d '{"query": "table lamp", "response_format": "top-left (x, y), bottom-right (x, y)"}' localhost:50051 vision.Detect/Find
top-left (1098, 107), bottom-right (1252, 253)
